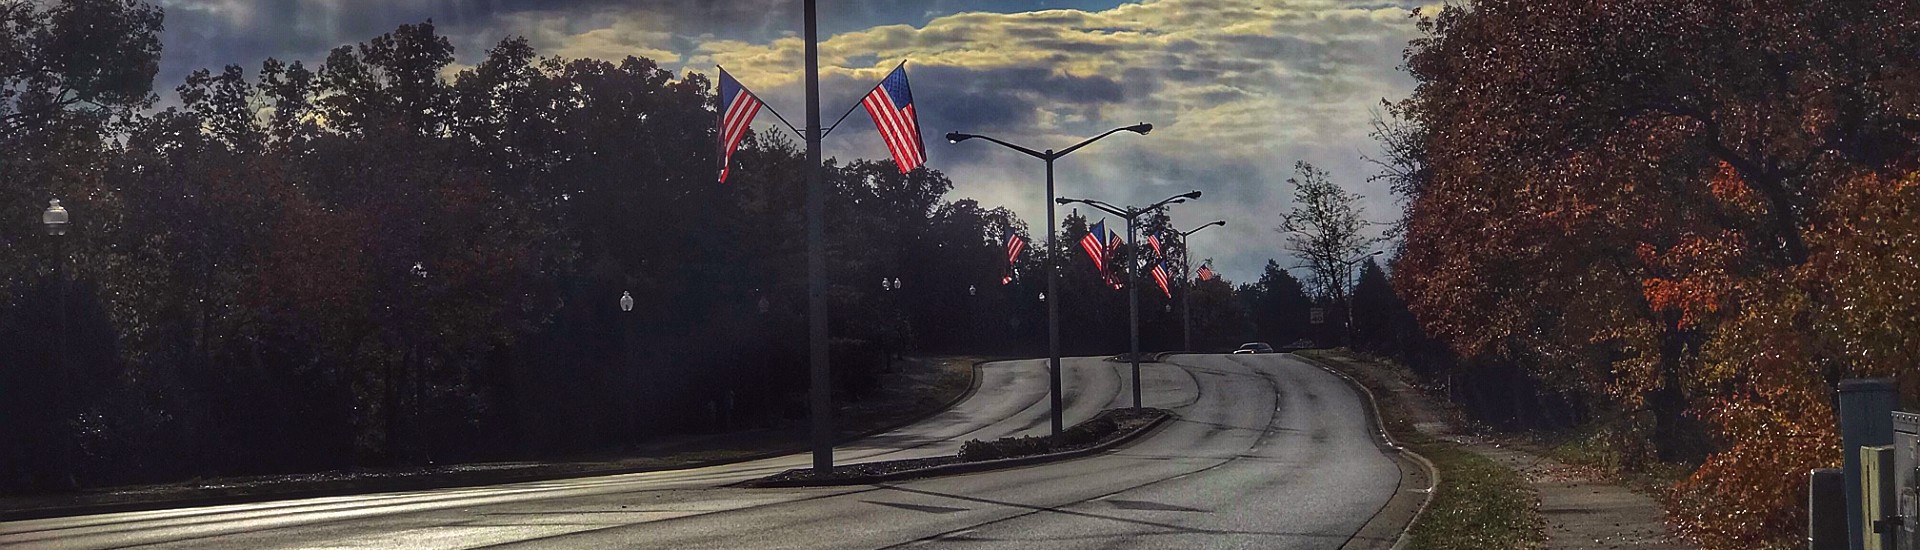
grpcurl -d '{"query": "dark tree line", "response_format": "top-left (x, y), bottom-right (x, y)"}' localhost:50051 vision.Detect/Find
top-left (0, 2), bottom-right (1319, 492)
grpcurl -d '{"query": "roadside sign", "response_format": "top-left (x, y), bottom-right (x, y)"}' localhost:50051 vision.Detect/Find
top-left (1309, 307), bottom-right (1325, 325)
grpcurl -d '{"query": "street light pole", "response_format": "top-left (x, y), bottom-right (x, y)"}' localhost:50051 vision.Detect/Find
top-left (1125, 215), bottom-right (1140, 407)
top-left (1043, 154), bottom-right (1061, 434)
top-left (1178, 221), bottom-right (1226, 352)
top-left (1056, 191), bottom-right (1201, 409)
top-left (947, 123), bottom-right (1150, 434)
top-left (1340, 250), bottom-right (1383, 349)
top-left (803, 0), bottom-right (832, 475)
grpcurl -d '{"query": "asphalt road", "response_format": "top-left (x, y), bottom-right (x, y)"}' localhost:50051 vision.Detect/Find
top-left (0, 353), bottom-right (1399, 549)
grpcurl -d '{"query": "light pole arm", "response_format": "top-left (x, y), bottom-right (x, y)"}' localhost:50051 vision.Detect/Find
top-left (1341, 250), bottom-right (1384, 267)
top-left (954, 133), bottom-right (1047, 159)
top-left (1056, 126), bottom-right (1133, 157)
top-left (1059, 197), bottom-right (1129, 218)
top-left (1181, 220), bottom-right (1226, 237)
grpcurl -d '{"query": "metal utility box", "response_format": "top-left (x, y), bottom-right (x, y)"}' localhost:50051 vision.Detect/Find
top-left (1893, 412), bottom-right (1920, 550)
top-left (1844, 379), bottom-right (1899, 550)
top-left (1866, 445), bottom-right (1897, 550)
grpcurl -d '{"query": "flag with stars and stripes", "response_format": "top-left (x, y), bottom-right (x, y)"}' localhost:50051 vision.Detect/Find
top-left (1151, 261), bottom-right (1173, 298)
top-left (861, 64), bottom-right (926, 172)
top-left (1080, 220), bottom-right (1109, 273)
top-left (1002, 230), bottom-right (1025, 285)
top-left (717, 68), bottom-right (764, 183)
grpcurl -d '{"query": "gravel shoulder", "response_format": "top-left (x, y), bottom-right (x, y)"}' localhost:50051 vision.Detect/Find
top-left (1300, 349), bottom-right (1694, 550)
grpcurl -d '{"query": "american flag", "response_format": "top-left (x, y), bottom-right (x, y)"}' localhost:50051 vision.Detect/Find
top-left (1105, 227), bottom-right (1124, 290)
top-left (862, 64), bottom-right (925, 173)
top-left (1079, 220), bottom-right (1109, 273)
top-left (1151, 261), bottom-right (1173, 298)
top-left (1197, 264), bottom-right (1216, 281)
top-left (1146, 232), bottom-right (1164, 258)
top-left (716, 68), bottom-right (764, 183)
top-left (1002, 230), bottom-right (1025, 285)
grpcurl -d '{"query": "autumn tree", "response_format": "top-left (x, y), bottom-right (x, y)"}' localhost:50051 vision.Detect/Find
top-left (1390, 0), bottom-right (1920, 546)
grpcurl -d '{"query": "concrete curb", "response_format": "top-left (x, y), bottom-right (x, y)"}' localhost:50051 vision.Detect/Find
top-left (1291, 352), bottom-right (1439, 550)
top-left (0, 358), bottom-right (989, 523)
top-left (748, 410), bottom-right (1175, 488)
top-left (1105, 351), bottom-right (1179, 363)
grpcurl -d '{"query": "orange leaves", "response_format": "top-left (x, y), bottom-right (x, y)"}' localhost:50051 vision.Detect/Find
top-left (1707, 161), bottom-right (1764, 215)
top-left (1668, 371), bottom-right (1838, 550)
top-left (1635, 231), bottom-right (1745, 330)
top-left (1640, 277), bottom-right (1719, 329)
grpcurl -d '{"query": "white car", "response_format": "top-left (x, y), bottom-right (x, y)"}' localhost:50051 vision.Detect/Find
top-left (1233, 342), bottom-right (1274, 354)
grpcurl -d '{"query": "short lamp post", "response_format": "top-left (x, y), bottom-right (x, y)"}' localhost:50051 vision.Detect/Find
top-left (43, 199), bottom-right (73, 486)
top-left (619, 290), bottom-right (638, 441)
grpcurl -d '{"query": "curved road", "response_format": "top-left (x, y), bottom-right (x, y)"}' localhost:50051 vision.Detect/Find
top-left (0, 354), bottom-right (1400, 549)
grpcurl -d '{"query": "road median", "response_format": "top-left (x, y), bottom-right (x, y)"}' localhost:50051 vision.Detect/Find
top-left (749, 407), bottom-right (1173, 488)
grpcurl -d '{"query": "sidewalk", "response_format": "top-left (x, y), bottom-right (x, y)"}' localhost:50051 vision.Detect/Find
top-left (1303, 350), bottom-right (1693, 550)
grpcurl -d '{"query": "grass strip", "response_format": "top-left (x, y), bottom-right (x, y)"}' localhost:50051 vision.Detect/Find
top-left (1404, 442), bottom-right (1542, 549)
top-left (1297, 349), bottom-right (1544, 550)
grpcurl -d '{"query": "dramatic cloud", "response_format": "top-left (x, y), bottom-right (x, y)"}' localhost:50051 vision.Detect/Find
top-left (676, 0), bottom-right (1423, 281)
top-left (151, 0), bottom-right (1425, 282)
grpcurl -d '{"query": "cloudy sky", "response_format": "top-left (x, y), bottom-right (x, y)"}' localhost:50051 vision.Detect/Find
top-left (155, 0), bottom-right (1425, 283)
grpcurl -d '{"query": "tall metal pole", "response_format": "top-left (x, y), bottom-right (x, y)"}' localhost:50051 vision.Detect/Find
top-left (1181, 245), bottom-right (1192, 352)
top-left (1043, 155), bottom-right (1063, 435)
top-left (1344, 268), bottom-right (1355, 348)
top-left (1126, 214), bottom-right (1141, 409)
top-left (804, 0), bottom-right (832, 475)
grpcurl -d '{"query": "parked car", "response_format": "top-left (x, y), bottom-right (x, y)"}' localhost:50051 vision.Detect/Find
top-left (1233, 342), bottom-right (1275, 354)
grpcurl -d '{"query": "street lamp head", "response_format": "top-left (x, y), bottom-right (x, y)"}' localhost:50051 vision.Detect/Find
top-left (1054, 197), bottom-right (1076, 205)
top-left (1370, 250), bottom-right (1385, 257)
top-left (1180, 190), bottom-right (1203, 200)
top-left (946, 132), bottom-right (973, 144)
top-left (1123, 123), bottom-right (1153, 135)
top-left (42, 199), bottom-right (68, 236)
top-left (1210, 220), bottom-right (1227, 228)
